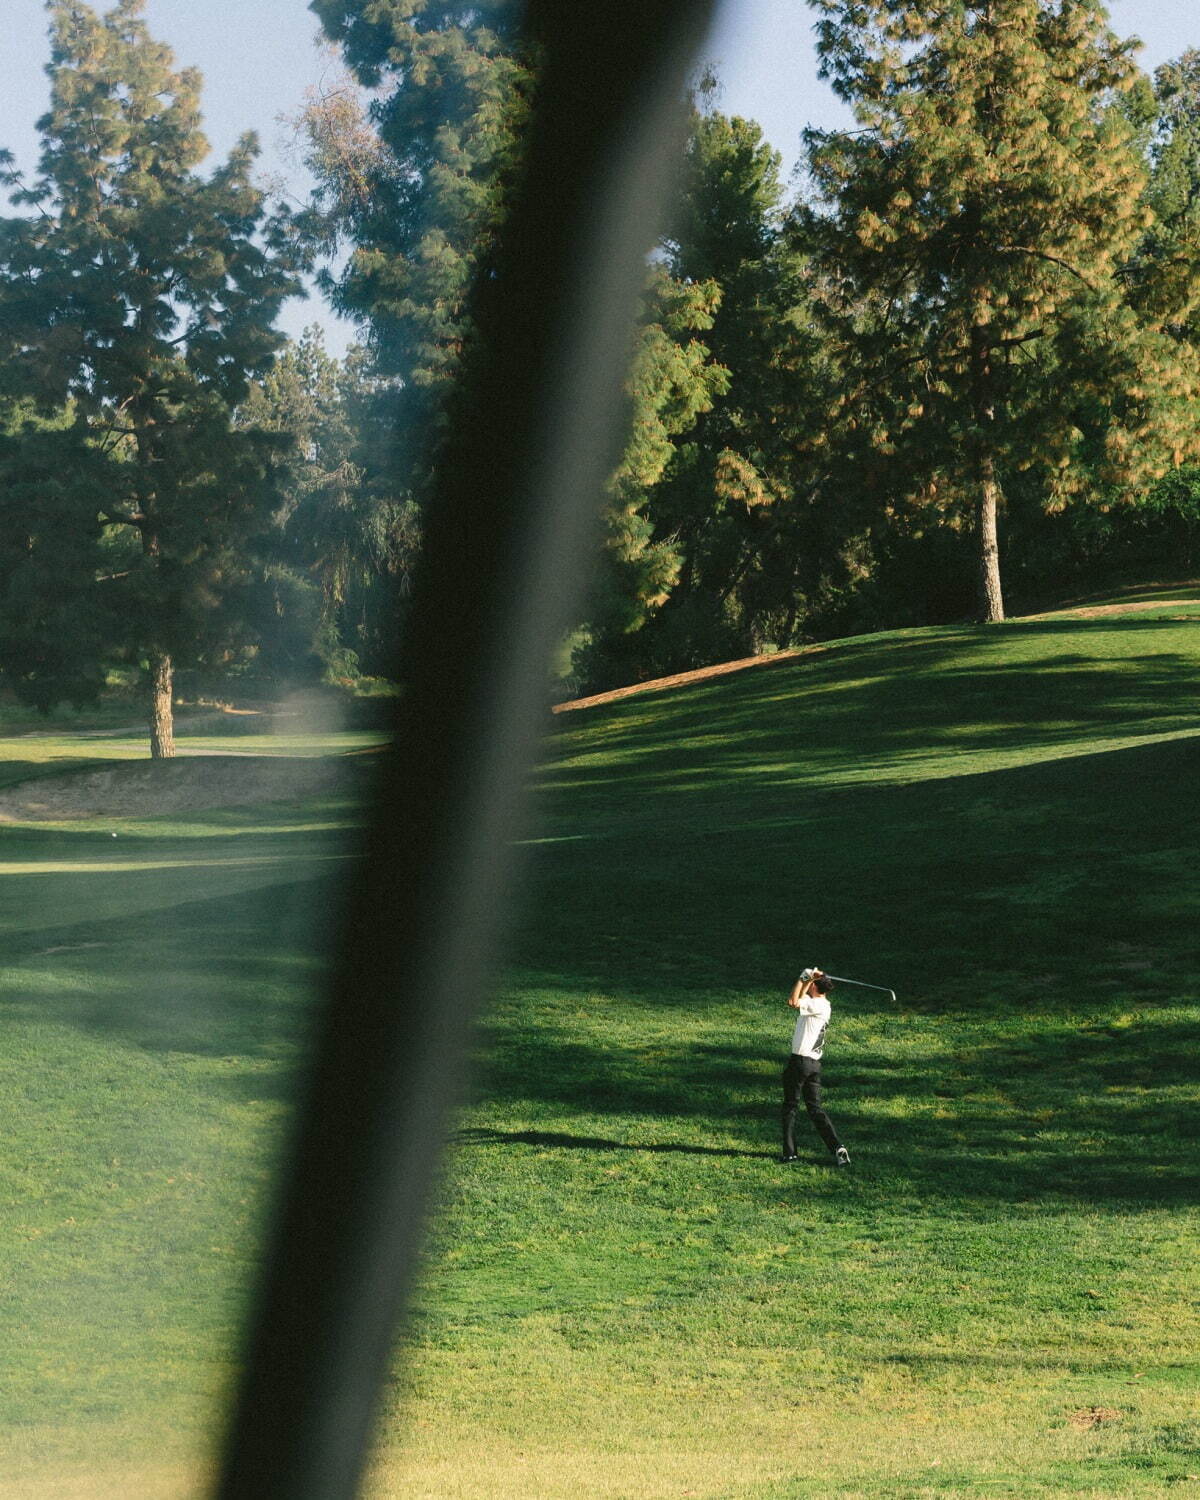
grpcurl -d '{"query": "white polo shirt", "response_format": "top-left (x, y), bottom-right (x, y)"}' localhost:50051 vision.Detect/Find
top-left (791, 992), bottom-right (831, 1060)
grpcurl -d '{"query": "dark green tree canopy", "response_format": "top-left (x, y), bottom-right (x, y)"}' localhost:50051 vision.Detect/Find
top-left (304, 0), bottom-right (532, 400)
top-left (241, 328), bottom-right (421, 680)
top-left (0, 0), bottom-right (303, 753)
top-left (1126, 50), bottom-right (1200, 337)
top-left (2, 0), bottom-right (295, 414)
top-left (605, 98), bottom-right (835, 678)
top-left (803, 0), bottom-right (1200, 621)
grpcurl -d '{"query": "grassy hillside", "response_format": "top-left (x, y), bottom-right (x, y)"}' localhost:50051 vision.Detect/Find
top-left (2, 602), bottom-right (1199, 1497)
top-left (380, 607), bottom-right (1200, 1498)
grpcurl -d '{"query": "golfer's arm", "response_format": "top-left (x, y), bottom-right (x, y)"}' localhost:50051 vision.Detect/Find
top-left (788, 977), bottom-right (813, 1009)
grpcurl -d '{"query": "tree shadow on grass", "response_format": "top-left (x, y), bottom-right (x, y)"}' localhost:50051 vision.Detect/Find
top-left (844, 1012), bottom-right (1200, 1206)
top-left (0, 870), bottom-right (342, 1062)
top-left (472, 1007), bottom-right (1200, 1210)
top-left (455, 1125), bottom-right (767, 1160)
top-left (512, 731), bottom-right (1200, 1006)
top-left (540, 618), bottom-right (1200, 821)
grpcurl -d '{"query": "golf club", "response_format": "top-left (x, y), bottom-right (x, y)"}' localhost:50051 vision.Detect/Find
top-left (822, 973), bottom-right (897, 1004)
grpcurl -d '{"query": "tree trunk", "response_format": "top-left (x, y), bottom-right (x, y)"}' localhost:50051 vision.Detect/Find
top-left (149, 651), bottom-right (176, 759)
top-left (976, 457), bottom-right (1005, 623)
top-left (970, 317), bottom-right (1006, 624)
top-left (131, 389), bottom-right (175, 757)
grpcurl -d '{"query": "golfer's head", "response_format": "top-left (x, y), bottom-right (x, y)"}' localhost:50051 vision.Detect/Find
top-left (814, 976), bottom-right (833, 995)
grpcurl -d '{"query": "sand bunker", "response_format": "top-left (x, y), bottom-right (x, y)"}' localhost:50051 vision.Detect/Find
top-left (0, 755), bottom-right (360, 823)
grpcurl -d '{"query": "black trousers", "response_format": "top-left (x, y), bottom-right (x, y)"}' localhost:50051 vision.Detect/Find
top-left (781, 1053), bottom-right (842, 1156)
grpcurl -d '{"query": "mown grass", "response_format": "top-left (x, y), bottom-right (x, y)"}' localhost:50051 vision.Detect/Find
top-left (372, 608), bottom-right (1200, 1497)
top-left (2, 601), bottom-right (1200, 1496)
top-left (0, 730), bottom-right (361, 1495)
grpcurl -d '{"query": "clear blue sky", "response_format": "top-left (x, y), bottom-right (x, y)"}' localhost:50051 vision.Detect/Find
top-left (4, 1), bottom-right (1198, 355)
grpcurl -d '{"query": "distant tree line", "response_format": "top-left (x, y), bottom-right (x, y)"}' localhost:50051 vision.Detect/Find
top-left (3, 0), bottom-right (1200, 752)
top-left (297, 0), bottom-right (1200, 692)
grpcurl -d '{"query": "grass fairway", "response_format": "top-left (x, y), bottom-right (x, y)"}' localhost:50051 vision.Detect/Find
top-left (2, 609), bottom-right (1199, 1497)
top-left (0, 726), bottom-right (365, 1497)
top-left (371, 611), bottom-right (1200, 1498)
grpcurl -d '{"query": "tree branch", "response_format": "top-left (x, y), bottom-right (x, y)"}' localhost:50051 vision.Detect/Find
top-left (992, 326), bottom-right (1046, 351)
top-left (995, 245), bottom-right (1099, 292)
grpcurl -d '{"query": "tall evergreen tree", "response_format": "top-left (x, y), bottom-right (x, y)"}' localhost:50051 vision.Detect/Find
top-left (804, 0), bottom-right (1200, 622)
top-left (306, 1), bottom-right (732, 691)
top-left (0, 0), bottom-right (300, 754)
top-left (654, 95), bottom-right (837, 658)
top-left (0, 396), bottom-right (108, 709)
top-left (1127, 50), bottom-right (1200, 341)
top-left (295, 3), bottom-right (544, 682)
top-left (655, 103), bottom-right (798, 654)
top-left (302, 0), bottom-right (532, 491)
top-left (570, 272), bottom-right (731, 689)
top-left (241, 328), bottom-right (419, 679)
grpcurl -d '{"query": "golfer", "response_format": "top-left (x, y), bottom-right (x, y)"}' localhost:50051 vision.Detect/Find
top-left (780, 967), bottom-right (850, 1167)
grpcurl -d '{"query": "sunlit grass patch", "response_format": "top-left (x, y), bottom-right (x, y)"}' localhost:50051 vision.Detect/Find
top-left (395, 607), bottom-right (1200, 1495)
top-left (2, 606), bottom-right (1199, 1493)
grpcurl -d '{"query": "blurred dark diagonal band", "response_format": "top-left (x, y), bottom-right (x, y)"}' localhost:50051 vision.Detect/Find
top-left (214, 3), bottom-right (718, 1497)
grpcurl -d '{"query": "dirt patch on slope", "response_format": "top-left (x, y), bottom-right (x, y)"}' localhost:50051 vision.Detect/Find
top-left (1021, 582), bottom-right (1200, 621)
top-left (1056, 598), bottom-right (1200, 619)
top-left (0, 755), bottom-right (361, 823)
top-left (553, 649), bottom-right (809, 715)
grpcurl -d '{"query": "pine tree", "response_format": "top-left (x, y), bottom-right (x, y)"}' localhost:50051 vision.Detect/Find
top-left (306, 2), bottom-right (732, 692)
top-left (0, 396), bottom-right (109, 709)
top-left (571, 272), bottom-right (731, 690)
top-left (1126, 50), bottom-right (1200, 340)
top-left (303, 1), bottom-right (532, 474)
top-left (294, 2), bottom-right (541, 683)
top-left (0, 0), bottom-right (300, 753)
top-left (241, 328), bottom-right (419, 679)
top-left (649, 94), bottom-right (836, 661)
top-left (804, 0), bottom-right (1200, 621)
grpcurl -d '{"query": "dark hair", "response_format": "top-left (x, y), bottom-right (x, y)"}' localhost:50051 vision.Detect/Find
top-left (814, 976), bottom-right (833, 995)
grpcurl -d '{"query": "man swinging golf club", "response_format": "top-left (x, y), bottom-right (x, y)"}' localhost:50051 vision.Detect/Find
top-left (780, 967), bottom-right (850, 1167)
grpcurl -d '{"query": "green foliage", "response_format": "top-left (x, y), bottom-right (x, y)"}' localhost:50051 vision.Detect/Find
top-left (574, 273), bottom-right (730, 676)
top-left (306, 4), bottom-right (739, 691)
top-left (0, 401), bottom-right (109, 708)
top-left (802, 0), bottom-right (1200, 622)
top-left (303, 0), bottom-right (533, 481)
top-left (239, 327), bottom-right (418, 681)
top-left (1002, 466), bottom-right (1200, 605)
top-left (649, 104), bottom-right (828, 649)
top-left (7, 0), bottom-right (1200, 719)
top-left (1124, 49), bottom-right (1200, 339)
top-left (573, 95), bottom-right (838, 693)
top-left (0, 0), bottom-right (302, 746)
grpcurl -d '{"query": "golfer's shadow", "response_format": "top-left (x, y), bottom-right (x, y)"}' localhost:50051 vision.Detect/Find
top-left (455, 1126), bottom-right (767, 1160)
